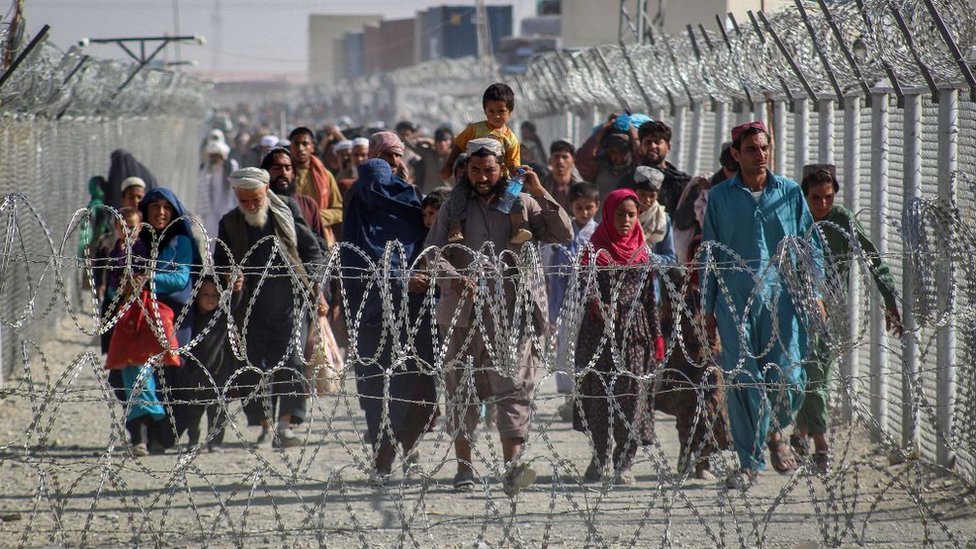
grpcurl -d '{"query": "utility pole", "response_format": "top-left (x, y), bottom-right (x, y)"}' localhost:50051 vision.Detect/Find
top-left (3, 0), bottom-right (24, 70)
top-left (474, 0), bottom-right (494, 81)
top-left (173, 0), bottom-right (183, 63)
top-left (211, 0), bottom-right (223, 72)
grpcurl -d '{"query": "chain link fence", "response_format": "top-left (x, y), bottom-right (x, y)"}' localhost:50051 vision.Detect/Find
top-left (0, 34), bottom-right (209, 384)
top-left (309, 0), bottom-right (976, 482)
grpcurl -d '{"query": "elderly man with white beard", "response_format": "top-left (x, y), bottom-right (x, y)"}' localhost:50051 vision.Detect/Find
top-left (214, 167), bottom-right (326, 448)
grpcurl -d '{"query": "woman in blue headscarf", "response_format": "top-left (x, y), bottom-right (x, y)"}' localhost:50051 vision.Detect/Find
top-left (340, 158), bottom-right (439, 480)
top-left (106, 187), bottom-right (202, 455)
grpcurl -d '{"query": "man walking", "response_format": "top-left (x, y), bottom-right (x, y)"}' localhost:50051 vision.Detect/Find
top-left (215, 167), bottom-right (325, 448)
top-left (426, 142), bottom-right (572, 496)
top-left (701, 121), bottom-right (822, 488)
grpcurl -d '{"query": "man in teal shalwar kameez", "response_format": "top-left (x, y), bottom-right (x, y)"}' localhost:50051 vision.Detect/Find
top-left (701, 121), bottom-right (823, 489)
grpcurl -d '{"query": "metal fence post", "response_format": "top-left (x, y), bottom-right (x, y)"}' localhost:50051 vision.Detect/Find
top-left (936, 86), bottom-right (958, 469)
top-left (794, 97), bottom-right (810, 181)
top-left (689, 100), bottom-right (703, 174)
top-left (715, 100), bottom-right (730, 164)
top-left (818, 99), bottom-right (835, 164)
top-left (902, 92), bottom-right (922, 451)
top-left (773, 99), bottom-right (787, 175)
top-left (671, 103), bottom-right (687, 172)
top-left (869, 89), bottom-right (890, 442)
top-left (842, 94), bottom-right (862, 422)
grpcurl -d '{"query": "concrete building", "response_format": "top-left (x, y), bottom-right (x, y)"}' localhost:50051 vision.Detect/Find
top-left (362, 18), bottom-right (418, 74)
top-left (561, 0), bottom-right (790, 48)
top-left (308, 14), bottom-right (382, 84)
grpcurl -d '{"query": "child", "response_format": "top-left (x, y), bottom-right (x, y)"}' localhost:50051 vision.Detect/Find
top-left (542, 183), bottom-right (600, 421)
top-left (421, 189), bottom-right (449, 229)
top-left (181, 277), bottom-right (237, 452)
top-left (630, 166), bottom-right (676, 263)
top-left (100, 207), bottom-right (147, 353)
top-left (439, 83), bottom-right (531, 245)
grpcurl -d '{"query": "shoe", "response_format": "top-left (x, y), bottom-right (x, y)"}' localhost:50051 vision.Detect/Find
top-left (402, 450), bottom-right (420, 476)
top-left (272, 428), bottom-right (303, 449)
top-left (614, 468), bottom-right (636, 485)
top-left (509, 228), bottom-right (533, 245)
top-left (502, 462), bottom-right (536, 497)
top-left (368, 469), bottom-right (392, 488)
top-left (254, 430), bottom-right (271, 447)
top-left (208, 444), bottom-right (225, 454)
top-left (790, 432), bottom-right (810, 458)
top-left (725, 468), bottom-right (759, 491)
top-left (557, 397), bottom-right (574, 422)
top-left (447, 231), bottom-right (464, 243)
top-left (147, 440), bottom-right (166, 455)
top-left (811, 451), bottom-right (830, 475)
top-left (583, 458), bottom-right (605, 483)
top-left (131, 443), bottom-right (148, 457)
top-left (695, 463), bottom-right (716, 481)
top-left (453, 469), bottom-right (476, 492)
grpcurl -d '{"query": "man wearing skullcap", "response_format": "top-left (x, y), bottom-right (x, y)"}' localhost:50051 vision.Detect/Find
top-left (700, 121), bottom-right (824, 489)
top-left (425, 140), bottom-right (572, 496)
top-left (437, 137), bottom-right (532, 245)
top-left (290, 126), bottom-right (343, 245)
top-left (239, 133), bottom-right (280, 169)
top-left (214, 167), bottom-right (326, 449)
top-left (196, 139), bottom-right (239, 242)
top-left (336, 137), bottom-right (371, 193)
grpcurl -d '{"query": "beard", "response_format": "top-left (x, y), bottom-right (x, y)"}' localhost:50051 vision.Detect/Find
top-left (241, 200), bottom-right (270, 228)
top-left (271, 176), bottom-right (295, 197)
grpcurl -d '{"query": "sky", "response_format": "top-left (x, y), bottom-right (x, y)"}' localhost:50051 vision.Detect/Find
top-left (24, 0), bottom-right (535, 79)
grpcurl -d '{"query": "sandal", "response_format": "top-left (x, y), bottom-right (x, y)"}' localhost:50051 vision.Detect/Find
top-left (789, 433), bottom-right (810, 457)
top-left (811, 451), bottom-right (830, 475)
top-left (767, 438), bottom-right (797, 474)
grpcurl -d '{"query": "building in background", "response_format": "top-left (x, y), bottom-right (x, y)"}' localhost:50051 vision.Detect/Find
top-left (415, 5), bottom-right (513, 63)
top-left (561, 0), bottom-right (790, 48)
top-left (308, 14), bottom-right (382, 85)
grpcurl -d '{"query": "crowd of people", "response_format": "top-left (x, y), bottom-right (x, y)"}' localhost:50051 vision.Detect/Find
top-left (84, 81), bottom-right (903, 495)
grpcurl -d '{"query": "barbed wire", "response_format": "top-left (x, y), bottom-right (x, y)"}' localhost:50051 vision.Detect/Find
top-left (1, 186), bottom-right (975, 546)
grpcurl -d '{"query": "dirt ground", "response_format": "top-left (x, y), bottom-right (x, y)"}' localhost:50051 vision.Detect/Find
top-left (1, 320), bottom-right (974, 548)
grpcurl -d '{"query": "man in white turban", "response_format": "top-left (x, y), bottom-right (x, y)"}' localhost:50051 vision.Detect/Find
top-left (196, 140), bottom-right (238, 242)
top-left (215, 167), bottom-right (325, 449)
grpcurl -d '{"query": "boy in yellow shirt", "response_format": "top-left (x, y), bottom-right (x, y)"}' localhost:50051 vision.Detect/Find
top-left (439, 82), bottom-right (531, 244)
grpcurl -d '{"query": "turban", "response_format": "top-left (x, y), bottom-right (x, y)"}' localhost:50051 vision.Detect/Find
top-left (229, 167), bottom-right (270, 190)
top-left (205, 141), bottom-right (230, 158)
top-left (465, 137), bottom-right (503, 156)
top-left (631, 165), bottom-right (664, 191)
top-left (259, 135), bottom-right (279, 148)
top-left (334, 139), bottom-right (353, 152)
top-left (730, 121), bottom-right (768, 143)
top-left (352, 137), bottom-right (370, 149)
top-left (120, 176), bottom-right (146, 193)
top-left (367, 131), bottom-right (404, 159)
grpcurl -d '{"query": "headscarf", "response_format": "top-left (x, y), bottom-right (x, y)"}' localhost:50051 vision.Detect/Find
top-left (106, 149), bottom-right (158, 209)
top-left (340, 159), bottom-right (427, 323)
top-left (343, 159), bottom-right (426, 262)
top-left (367, 131), bottom-right (404, 159)
top-left (585, 188), bottom-right (648, 266)
top-left (138, 187), bottom-right (203, 272)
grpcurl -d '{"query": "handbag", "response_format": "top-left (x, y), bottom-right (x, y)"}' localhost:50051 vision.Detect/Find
top-left (105, 290), bottom-right (181, 370)
top-left (305, 314), bottom-right (345, 395)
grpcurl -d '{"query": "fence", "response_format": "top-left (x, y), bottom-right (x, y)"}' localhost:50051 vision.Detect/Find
top-left (307, 0), bottom-right (976, 481)
top-left (0, 28), bottom-right (209, 384)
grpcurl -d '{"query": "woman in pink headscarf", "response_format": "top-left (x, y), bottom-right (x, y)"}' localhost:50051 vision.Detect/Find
top-left (573, 188), bottom-right (665, 485)
top-left (368, 131), bottom-right (407, 179)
